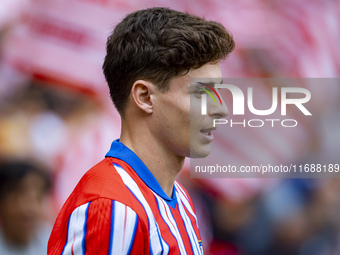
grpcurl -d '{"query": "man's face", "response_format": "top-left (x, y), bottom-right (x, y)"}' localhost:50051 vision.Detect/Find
top-left (151, 62), bottom-right (228, 159)
top-left (0, 173), bottom-right (46, 245)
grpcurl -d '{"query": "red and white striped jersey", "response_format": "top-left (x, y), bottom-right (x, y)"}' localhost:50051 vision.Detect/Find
top-left (48, 140), bottom-right (203, 255)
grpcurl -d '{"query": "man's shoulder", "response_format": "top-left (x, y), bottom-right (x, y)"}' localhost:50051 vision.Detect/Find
top-left (52, 157), bottom-right (148, 231)
top-left (70, 158), bottom-right (138, 205)
top-left (48, 157), bottom-right (149, 254)
top-left (59, 158), bottom-right (141, 217)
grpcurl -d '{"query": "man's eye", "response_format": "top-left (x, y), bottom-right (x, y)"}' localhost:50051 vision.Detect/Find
top-left (193, 89), bottom-right (206, 96)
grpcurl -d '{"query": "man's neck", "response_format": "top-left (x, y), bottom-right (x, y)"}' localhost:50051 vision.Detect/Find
top-left (120, 123), bottom-right (184, 198)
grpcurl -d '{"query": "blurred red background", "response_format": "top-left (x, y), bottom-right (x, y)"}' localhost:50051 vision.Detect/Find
top-left (0, 1), bottom-right (339, 254)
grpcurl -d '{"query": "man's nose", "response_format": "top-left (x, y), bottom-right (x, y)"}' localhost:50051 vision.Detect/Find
top-left (207, 93), bottom-right (229, 118)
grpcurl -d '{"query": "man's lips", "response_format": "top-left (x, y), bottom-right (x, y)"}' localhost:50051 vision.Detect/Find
top-left (200, 127), bottom-right (217, 140)
top-left (200, 127), bottom-right (217, 134)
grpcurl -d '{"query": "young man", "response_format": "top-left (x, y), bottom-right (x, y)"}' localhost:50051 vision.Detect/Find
top-left (48, 7), bottom-right (234, 255)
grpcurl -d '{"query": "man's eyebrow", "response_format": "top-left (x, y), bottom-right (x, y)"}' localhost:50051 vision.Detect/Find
top-left (195, 80), bottom-right (223, 87)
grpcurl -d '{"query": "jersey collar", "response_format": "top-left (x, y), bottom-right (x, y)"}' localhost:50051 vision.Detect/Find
top-left (105, 139), bottom-right (177, 208)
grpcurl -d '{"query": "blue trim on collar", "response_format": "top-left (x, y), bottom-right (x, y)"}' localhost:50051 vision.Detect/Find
top-left (105, 139), bottom-right (177, 208)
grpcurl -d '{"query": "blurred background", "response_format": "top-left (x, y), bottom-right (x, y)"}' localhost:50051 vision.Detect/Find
top-left (0, 0), bottom-right (339, 254)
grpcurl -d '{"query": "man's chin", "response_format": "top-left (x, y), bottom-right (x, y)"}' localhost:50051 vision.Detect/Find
top-left (189, 147), bottom-right (211, 158)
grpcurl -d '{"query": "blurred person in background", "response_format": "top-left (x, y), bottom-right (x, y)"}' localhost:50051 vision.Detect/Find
top-left (263, 178), bottom-right (340, 255)
top-left (0, 159), bottom-right (52, 255)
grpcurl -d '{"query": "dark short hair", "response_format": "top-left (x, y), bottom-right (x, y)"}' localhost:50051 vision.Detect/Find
top-left (103, 7), bottom-right (235, 115)
top-left (0, 160), bottom-right (51, 202)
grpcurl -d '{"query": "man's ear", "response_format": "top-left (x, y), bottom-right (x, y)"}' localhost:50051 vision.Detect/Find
top-left (131, 80), bottom-right (155, 114)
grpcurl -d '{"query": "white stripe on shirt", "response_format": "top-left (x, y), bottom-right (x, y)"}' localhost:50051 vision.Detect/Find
top-left (154, 193), bottom-right (187, 255)
top-left (113, 163), bottom-right (169, 255)
top-left (177, 193), bottom-right (202, 255)
top-left (62, 203), bottom-right (90, 255)
top-left (109, 201), bottom-right (138, 255)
